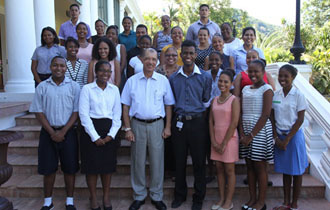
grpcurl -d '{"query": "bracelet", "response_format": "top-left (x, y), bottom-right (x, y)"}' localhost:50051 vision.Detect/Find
top-left (249, 133), bottom-right (254, 138)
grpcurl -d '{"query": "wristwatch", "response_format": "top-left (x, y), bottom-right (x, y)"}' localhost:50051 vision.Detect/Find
top-left (124, 127), bottom-right (131, 132)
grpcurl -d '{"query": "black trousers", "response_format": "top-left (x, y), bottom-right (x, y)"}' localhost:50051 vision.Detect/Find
top-left (172, 115), bottom-right (206, 203)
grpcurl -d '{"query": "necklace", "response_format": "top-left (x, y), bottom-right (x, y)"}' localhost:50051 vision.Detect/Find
top-left (217, 93), bottom-right (232, 104)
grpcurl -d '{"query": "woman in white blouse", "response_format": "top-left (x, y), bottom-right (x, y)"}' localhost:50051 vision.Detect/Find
top-left (79, 60), bottom-right (122, 210)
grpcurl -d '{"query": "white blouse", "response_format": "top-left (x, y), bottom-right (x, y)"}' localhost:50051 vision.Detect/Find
top-left (272, 86), bottom-right (307, 131)
top-left (79, 81), bottom-right (122, 141)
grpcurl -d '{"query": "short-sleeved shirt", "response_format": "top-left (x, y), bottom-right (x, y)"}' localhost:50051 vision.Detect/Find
top-left (58, 19), bottom-right (92, 40)
top-left (127, 46), bottom-right (140, 66)
top-left (121, 71), bottom-right (175, 119)
top-left (169, 65), bottom-right (212, 115)
top-left (186, 19), bottom-right (221, 45)
top-left (195, 45), bottom-right (213, 70)
top-left (77, 43), bottom-right (93, 63)
top-left (118, 31), bottom-right (136, 52)
top-left (204, 69), bottom-right (222, 108)
top-left (161, 44), bottom-right (183, 66)
top-left (223, 38), bottom-right (242, 56)
top-left (31, 45), bottom-right (66, 74)
top-left (272, 86), bottom-right (307, 131)
top-left (129, 56), bottom-right (159, 75)
top-left (231, 45), bottom-right (265, 75)
top-left (29, 77), bottom-right (80, 127)
top-left (65, 58), bottom-right (88, 88)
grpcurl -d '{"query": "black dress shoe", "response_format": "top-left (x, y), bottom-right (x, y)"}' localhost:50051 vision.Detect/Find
top-left (151, 200), bottom-right (167, 210)
top-left (171, 199), bottom-right (185, 208)
top-left (191, 202), bottom-right (202, 210)
top-left (103, 205), bottom-right (112, 210)
top-left (129, 200), bottom-right (145, 210)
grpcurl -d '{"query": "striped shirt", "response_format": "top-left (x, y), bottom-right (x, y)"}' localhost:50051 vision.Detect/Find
top-left (65, 59), bottom-right (88, 89)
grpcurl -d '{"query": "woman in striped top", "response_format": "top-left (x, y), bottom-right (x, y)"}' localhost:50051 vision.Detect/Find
top-left (239, 60), bottom-right (274, 210)
top-left (65, 37), bottom-right (88, 89)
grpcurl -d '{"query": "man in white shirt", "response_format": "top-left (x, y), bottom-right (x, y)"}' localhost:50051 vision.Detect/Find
top-left (186, 4), bottom-right (221, 45)
top-left (121, 48), bottom-right (175, 210)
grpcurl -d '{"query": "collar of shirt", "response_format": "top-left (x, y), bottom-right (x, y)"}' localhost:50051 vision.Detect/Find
top-left (177, 65), bottom-right (201, 77)
top-left (121, 30), bottom-right (136, 36)
top-left (197, 19), bottom-right (212, 26)
top-left (206, 68), bottom-right (222, 81)
top-left (137, 71), bottom-right (158, 80)
top-left (91, 81), bottom-right (115, 90)
top-left (70, 19), bottom-right (81, 26)
top-left (46, 76), bottom-right (71, 86)
top-left (237, 44), bottom-right (257, 53)
top-left (279, 86), bottom-right (297, 97)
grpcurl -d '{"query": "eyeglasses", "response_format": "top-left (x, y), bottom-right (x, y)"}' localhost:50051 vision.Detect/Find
top-left (165, 54), bottom-right (178, 57)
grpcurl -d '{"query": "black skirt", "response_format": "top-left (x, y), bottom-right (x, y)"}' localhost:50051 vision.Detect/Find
top-left (80, 118), bottom-right (118, 174)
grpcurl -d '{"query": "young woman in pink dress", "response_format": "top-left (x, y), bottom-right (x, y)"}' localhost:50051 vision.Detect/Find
top-left (209, 70), bottom-right (240, 210)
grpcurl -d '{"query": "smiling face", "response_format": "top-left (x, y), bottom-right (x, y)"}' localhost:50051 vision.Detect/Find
top-left (198, 29), bottom-right (209, 44)
top-left (212, 36), bottom-right (224, 51)
top-left (142, 50), bottom-right (158, 74)
top-left (242, 29), bottom-right (256, 46)
top-left (246, 50), bottom-right (259, 65)
top-left (199, 6), bottom-right (210, 19)
top-left (221, 24), bottom-right (233, 40)
top-left (106, 28), bottom-right (118, 42)
top-left (50, 57), bottom-right (66, 80)
top-left (136, 27), bottom-right (147, 41)
top-left (171, 27), bottom-right (183, 44)
top-left (76, 24), bottom-right (87, 39)
top-left (138, 37), bottom-right (151, 49)
top-left (161, 15), bottom-right (171, 29)
top-left (218, 73), bottom-right (232, 93)
top-left (95, 21), bottom-right (105, 35)
top-left (98, 41), bottom-right (110, 60)
top-left (164, 48), bottom-right (178, 65)
top-left (181, 46), bottom-right (197, 66)
top-left (248, 62), bottom-right (264, 84)
top-left (66, 41), bottom-right (79, 58)
top-left (42, 30), bottom-right (55, 45)
top-left (122, 18), bottom-right (132, 32)
top-left (278, 68), bottom-right (294, 88)
top-left (209, 53), bottom-right (222, 71)
top-left (96, 63), bottom-right (111, 83)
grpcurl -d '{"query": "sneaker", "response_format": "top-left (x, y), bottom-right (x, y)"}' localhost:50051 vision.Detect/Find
top-left (40, 203), bottom-right (54, 210)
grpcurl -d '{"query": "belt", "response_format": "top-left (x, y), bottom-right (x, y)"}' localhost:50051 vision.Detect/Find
top-left (51, 126), bottom-right (64, 130)
top-left (133, 116), bottom-right (162, 123)
top-left (176, 113), bottom-right (203, 121)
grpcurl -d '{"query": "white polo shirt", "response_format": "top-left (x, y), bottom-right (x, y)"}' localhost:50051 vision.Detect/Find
top-left (121, 71), bottom-right (175, 120)
top-left (272, 86), bottom-right (307, 130)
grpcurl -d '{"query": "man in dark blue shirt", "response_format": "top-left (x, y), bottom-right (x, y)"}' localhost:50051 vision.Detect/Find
top-left (169, 40), bottom-right (212, 210)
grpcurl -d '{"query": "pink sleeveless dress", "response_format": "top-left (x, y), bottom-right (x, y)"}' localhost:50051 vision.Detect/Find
top-left (210, 95), bottom-right (239, 163)
top-left (93, 60), bottom-right (116, 85)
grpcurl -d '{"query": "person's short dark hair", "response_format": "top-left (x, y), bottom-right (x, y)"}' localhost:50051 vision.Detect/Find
top-left (95, 19), bottom-right (105, 25)
top-left (209, 51), bottom-right (222, 59)
top-left (92, 37), bottom-right (117, 61)
top-left (242, 27), bottom-right (256, 36)
top-left (221, 22), bottom-right (232, 30)
top-left (138, 35), bottom-right (152, 44)
top-left (250, 59), bottom-right (266, 72)
top-left (171, 26), bottom-right (183, 34)
top-left (69, 3), bottom-right (80, 10)
top-left (41, 27), bottom-right (59, 46)
top-left (136, 24), bottom-right (148, 33)
top-left (198, 27), bottom-right (210, 35)
top-left (95, 60), bottom-right (111, 73)
top-left (279, 64), bottom-right (298, 78)
top-left (106, 25), bottom-right (119, 35)
top-left (51, 55), bottom-right (66, 64)
top-left (122, 16), bottom-right (133, 24)
top-left (221, 69), bottom-right (235, 82)
top-left (199, 4), bottom-right (209, 10)
top-left (65, 37), bottom-right (80, 48)
top-left (76, 22), bottom-right (88, 32)
top-left (181, 40), bottom-right (197, 51)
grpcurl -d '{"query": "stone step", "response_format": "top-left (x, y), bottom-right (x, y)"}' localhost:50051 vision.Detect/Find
top-left (0, 173), bottom-right (324, 199)
top-left (7, 197), bottom-right (330, 210)
top-left (15, 113), bottom-right (39, 126)
top-left (4, 125), bottom-right (41, 140)
top-left (8, 153), bottom-right (281, 176)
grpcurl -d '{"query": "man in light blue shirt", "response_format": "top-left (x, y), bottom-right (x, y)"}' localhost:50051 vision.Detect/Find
top-left (29, 56), bottom-right (80, 210)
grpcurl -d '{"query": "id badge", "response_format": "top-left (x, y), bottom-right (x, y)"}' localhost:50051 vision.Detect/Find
top-left (176, 121), bottom-right (183, 131)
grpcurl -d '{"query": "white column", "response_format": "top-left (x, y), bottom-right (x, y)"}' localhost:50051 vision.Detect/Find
top-left (33, 0), bottom-right (55, 47)
top-left (119, 0), bottom-right (126, 32)
top-left (90, 0), bottom-right (98, 35)
top-left (80, 0), bottom-right (91, 27)
top-left (4, 0), bottom-right (35, 93)
top-left (108, 0), bottom-right (115, 25)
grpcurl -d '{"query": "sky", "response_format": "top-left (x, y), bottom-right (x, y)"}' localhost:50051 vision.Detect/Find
top-left (139, 0), bottom-right (308, 26)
